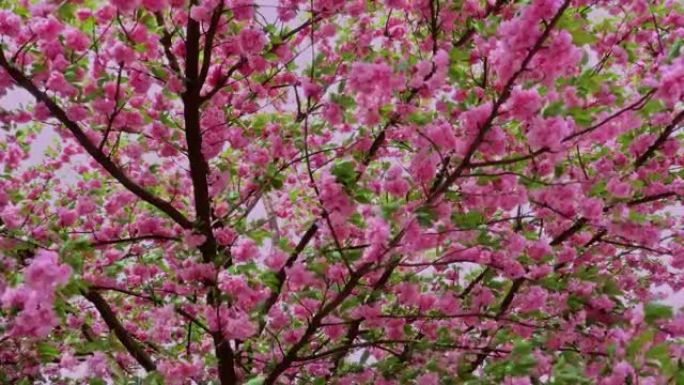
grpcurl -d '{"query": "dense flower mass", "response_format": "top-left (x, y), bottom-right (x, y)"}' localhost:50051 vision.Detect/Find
top-left (1, 0), bottom-right (684, 384)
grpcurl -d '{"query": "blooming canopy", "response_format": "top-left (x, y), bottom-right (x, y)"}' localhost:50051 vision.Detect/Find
top-left (1, 0), bottom-right (684, 384)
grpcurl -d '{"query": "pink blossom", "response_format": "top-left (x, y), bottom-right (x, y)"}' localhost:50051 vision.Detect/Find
top-left (518, 286), bottom-right (547, 313)
top-left (142, 0), bottom-right (167, 12)
top-left (301, 78), bottom-right (322, 99)
top-left (426, 122), bottom-right (458, 149)
top-left (507, 87), bottom-right (542, 121)
top-left (159, 360), bottom-right (203, 385)
top-left (46, 72), bottom-right (75, 97)
top-left (238, 28), bottom-right (266, 55)
top-left (528, 116), bottom-right (572, 150)
top-left (64, 29), bottom-right (90, 51)
top-left (527, 240), bottom-right (551, 260)
top-left (322, 102), bottom-right (343, 125)
top-left (214, 228), bottom-right (237, 246)
top-left (33, 17), bottom-right (63, 41)
top-left (231, 0), bottom-right (255, 20)
top-left (25, 250), bottom-right (71, 291)
top-left (410, 150), bottom-right (439, 184)
top-left (348, 62), bottom-right (395, 96)
top-left (183, 231), bottom-right (207, 248)
top-left (110, 0), bottom-right (140, 12)
top-left (319, 172), bottom-right (355, 218)
top-left (579, 198), bottom-right (604, 220)
top-left (1, 250), bottom-right (71, 337)
top-left (58, 208), bottom-right (77, 227)
top-left (657, 58), bottom-right (684, 107)
top-left (286, 264), bottom-right (314, 290)
top-left (366, 217), bottom-right (390, 245)
top-left (109, 42), bottom-right (136, 64)
top-left (606, 178), bottom-right (631, 198)
top-left (265, 248), bottom-right (288, 271)
top-left (0, 11), bottom-right (21, 37)
top-left (461, 102), bottom-right (492, 137)
top-left (416, 373), bottom-right (439, 385)
top-left (233, 238), bottom-right (259, 262)
top-left (603, 361), bottom-right (633, 385)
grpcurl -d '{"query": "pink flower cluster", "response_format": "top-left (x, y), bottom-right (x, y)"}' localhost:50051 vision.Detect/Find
top-left (1, 250), bottom-right (71, 337)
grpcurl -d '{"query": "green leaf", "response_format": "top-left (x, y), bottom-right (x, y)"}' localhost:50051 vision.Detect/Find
top-left (543, 101), bottom-right (564, 117)
top-left (143, 372), bottom-right (165, 385)
top-left (148, 64), bottom-right (167, 80)
top-left (416, 205), bottom-right (436, 227)
top-left (669, 39), bottom-right (683, 61)
top-left (340, 296), bottom-right (360, 312)
top-left (554, 163), bottom-right (565, 177)
top-left (37, 342), bottom-right (60, 362)
top-left (263, 52), bottom-right (279, 62)
top-left (331, 161), bottom-right (357, 187)
top-left (350, 188), bottom-right (371, 204)
top-left (589, 180), bottom-right (607, 197)
top-left (57, 2), bottom-right (76, 21)
top-left (407, 111), bottom-right (433, 126)
top-left (644, 302), bottom-right (673, 324)
top-left (451, 211), bottom-right (485, 229)
top-left (570, 29), bottom-right (598, 45)
top-left (259, 271), bottom-right (280, 291)
top-left (270, 174), bottom-right (284, 190)
top-left (348, 212), bottom-right (365, 228)
top-left (449, 48), bottom-right (470, 62)
top-left (511, 339), bottom-right (534, 357)
top-left (676, 370), bottom-right (684, 385)
top-left (331, 93), bottom-right (356, 109)
top-left (627, 210), bottom-right (647, 223)
top-left (646, 343), bottom-right (672, 372)
top-left (248, 229), bottom-right (271, 246)
top-left (61, 239), bottom-right (92, 273)
top-left (61, 278), bottom-right (87, 297)
top-left (568, 107), bottom-right (593, 126)
top-left (627, 329), bottom-right (654, 358)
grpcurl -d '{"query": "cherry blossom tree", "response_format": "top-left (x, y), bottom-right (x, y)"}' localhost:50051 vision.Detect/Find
top-left (2, 0), bottom-right (684, 383)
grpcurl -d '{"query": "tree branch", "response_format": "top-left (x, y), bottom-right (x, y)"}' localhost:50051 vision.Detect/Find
top-left (154, 12), bottom-right (181, 74)
top-left (198, 4), bottom-right (225, 87)
top-left (634, 109), bottom-right (684, 169)
top-left (0, 49), bottom-right (193, 230)
top-left (82, 289), bottom-right (157, 372)
top-left (427, 0), bottom-right (571, 204)
top-left (183, 5), bottom-right (236, 384)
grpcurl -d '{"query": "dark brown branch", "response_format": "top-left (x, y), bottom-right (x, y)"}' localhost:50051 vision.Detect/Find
top-left (563, 89), bottom-right (656, 142)
top-left (154, 12), bottom-right (181, 74)
top-left (627, 191), bottom-right (677, 206)
top-left (427, 0), bottom-right (571, 203)
top-left (469, 149), bottom-right (548, 168)
top-left (82, 290), bottom-right (157, 372)
top-left (183, 6), bottom-right (219, 264)
top-left (184, 5), bottom-right (234, 384)
top-left (263, 263), bottom-right (373, 385)
top-left (456, 6), bottom-right (573, 373)
top-left (258, 223), bottom-right (319, 333)
top-left (199, 57), bottom-right (246, 104)
top-left (91, 235), bottom-right (179, 246)
top-left (98, 63), bottom-right (124, 152)
top-left (634, 109), bottom-right (684, 169)
top-left (453, 0), bottom-right (508, 48)
top-left (198, 4), bottom-right (225, 87)
top-left (199, 16), bottom-right (320, 105)
top-left (0, 49), bottom-right (194, 230)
